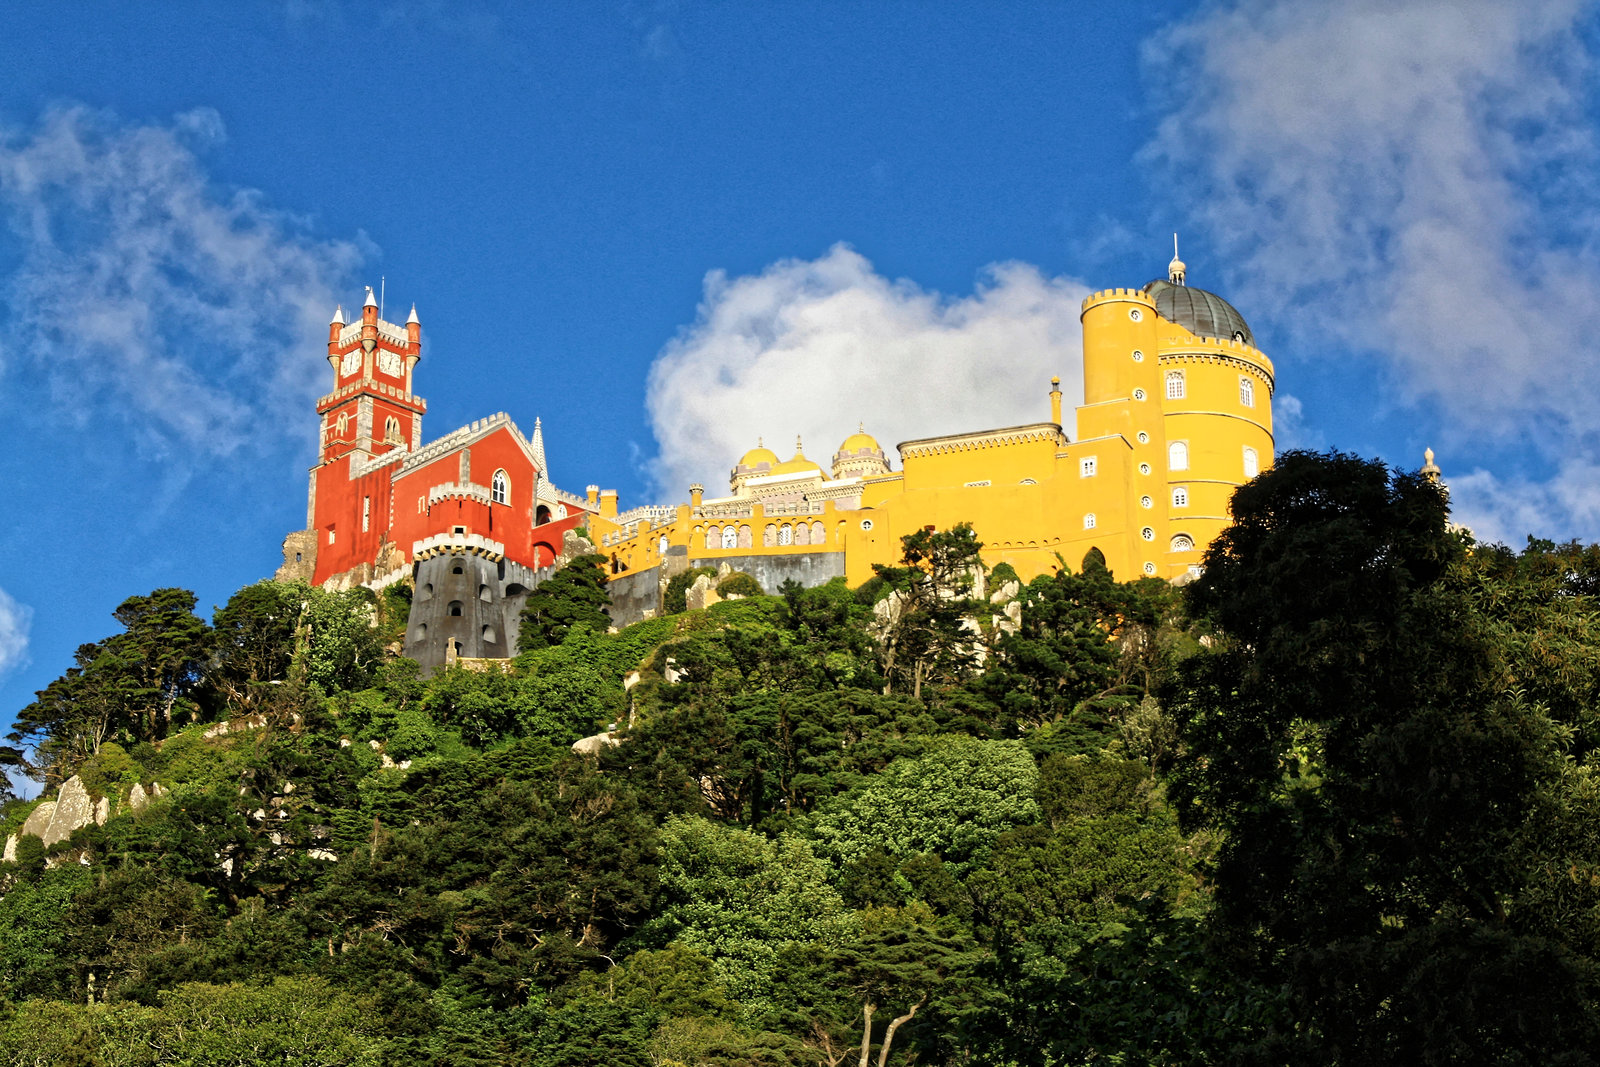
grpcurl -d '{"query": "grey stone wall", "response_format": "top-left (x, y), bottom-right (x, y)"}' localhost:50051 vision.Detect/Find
top-left (691, 551), bottom-right (846, 593)
top-left (605, 565), bottom-right (663, 629)
top-left (405, 554), bottom-right (551, 674)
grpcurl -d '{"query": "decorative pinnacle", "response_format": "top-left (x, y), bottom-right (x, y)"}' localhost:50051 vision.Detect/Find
top-left (364, 286), bottom-right (378, 308)
top-left (1168, 233), bottom-right (1187, 286)
top-left (406, 303), bottom-right (419, 325)
top-left (795, 434), bottom-right (804, 453)
top-left (330, 304), bottom-right (345, 326)
top-left (1422, 447), bottom-right (1442, 483)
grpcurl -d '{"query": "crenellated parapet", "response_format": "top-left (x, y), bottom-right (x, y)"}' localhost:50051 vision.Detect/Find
top-left (412, 531), bottom-right (506, 562)
top-left (427, 481), bottom-right (493, 507)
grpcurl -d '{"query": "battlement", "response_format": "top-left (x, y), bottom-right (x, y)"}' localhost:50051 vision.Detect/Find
top-left (613, 504), bottom-right (678, 527)
top-left (427, 481), bottom-right (493, 507)
top-left (337, 317), bottom-right (411, 349)
top-left (349, 447), bottom-right (410, 480)
top-left (317, 378), bottom-right (427, 413)
top-left (399, 412), bottom-right (516, 474)
top-left (1080, 287), bottom-right (1156, 310)
top-left (412, 531), bottom-right (505, 562)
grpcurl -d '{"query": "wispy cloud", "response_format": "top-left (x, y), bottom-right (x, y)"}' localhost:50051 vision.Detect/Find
top-left (0, 588), bottom-right (32, 678)
top-left (0, 105), bottom-right (361, 462)
top-left (1145, 0), bottom-right (1600, 538)
top-left (645, 244), bottom-right (1089, 498)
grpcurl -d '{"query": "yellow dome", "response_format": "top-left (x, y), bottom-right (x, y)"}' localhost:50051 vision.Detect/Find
top-left (772, 436), bottom-right (824, 476)
top-left (838, 427), bottom-right (881, 454)
top-left (737, 442), bottom-right (780, 470)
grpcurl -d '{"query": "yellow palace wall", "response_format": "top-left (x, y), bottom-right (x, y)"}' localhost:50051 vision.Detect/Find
top-left (588, 278), bottom-right (1273, 594)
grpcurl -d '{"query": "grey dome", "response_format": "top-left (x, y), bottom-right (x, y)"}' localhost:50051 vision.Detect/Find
top-left (1143, 279), bottom-right (1253, 346)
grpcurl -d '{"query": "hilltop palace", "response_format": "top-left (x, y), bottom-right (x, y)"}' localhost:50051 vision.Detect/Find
top-left (277, 251), bottom-right (1273, 670)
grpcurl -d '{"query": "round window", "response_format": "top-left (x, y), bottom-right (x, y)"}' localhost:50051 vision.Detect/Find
top-left (860, 519), bottom-right (874, 531)
top-left (1140, 496), bottom-right (1153, 508)
top-left (1133, 388), bottom-right (1147, 401)
top-left (1143, 562), bottom-right (1157, 575)
top-left (1141, 527), bottom-right (1155, 541)
top-left (1132, 349), bottom-right (1144, 362)
top-left (1129, 308), bottom-right (1143, 322)
top-left (1139, 463), bottom-right (1152, 475)
top-left (1137, 431), bottom-right (1150, 444)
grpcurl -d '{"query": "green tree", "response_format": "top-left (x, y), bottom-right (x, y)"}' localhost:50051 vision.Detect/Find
top-left (519, 554), bottom-right (612, 651)
top-left (1166, 450), bottom-right (1600, 1063)
top-left (871, 524), bottom-right (985, 699)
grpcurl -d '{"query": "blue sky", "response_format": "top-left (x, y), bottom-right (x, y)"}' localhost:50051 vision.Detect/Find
top-left (2, 0), bottom-right (1599, 736)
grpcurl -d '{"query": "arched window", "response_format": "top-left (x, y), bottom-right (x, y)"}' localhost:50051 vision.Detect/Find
top-left (1171, 534), bottom-right (1195, 552)
top-left (738, 525), bottom-right (752, 549)
top-left (1083, 513), bottom-right (1096, 530)
top-left (1240, 377), bottom-right (1255, 408)
top-left (448, 601), bottom-right (463, 617)
top-left (1243, 447), bottom-right (1259, 479)
top-left (1166, 370), bottom-right (1185, 399)
top-left (706, 526), bottom-right (719, 550)
top-left (536, 504), bottom-right (551, 525)
top-left (764, 523), bottom-right (777, 546)
top-left (1169, 441), bottom-right (1189, 471)
top-left (722, 526), bottom-right (738, 549)
top-left (659, 535), bottom-right (669, 555)
top-left (492, 469), bottom-right (509, 505)
top-left (451, 557), bottom-right (465, 575)
top-left (778, 524), bottom-right (793, 546)
top-left (336, 412), bottom-right (350, 435)
top-left (795, 521), bottom-right (810, 545)
top-left (1172, 486), bottom-right (1189, 507)
top-left (385, 415), bottom-right (401, 442)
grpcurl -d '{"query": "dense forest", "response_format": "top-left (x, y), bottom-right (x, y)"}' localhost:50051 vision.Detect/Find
top-left (3, 450), bottom-right (1600, 1066)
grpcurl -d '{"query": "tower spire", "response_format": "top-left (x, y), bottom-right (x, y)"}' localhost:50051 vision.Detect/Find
top-left (530, 416), bottom-right (548, 474)
top-left (1168, 234), bottom-right (1187, 286)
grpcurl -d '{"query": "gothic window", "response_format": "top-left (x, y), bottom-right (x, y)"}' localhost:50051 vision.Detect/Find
top-left (738, 525), bottom-right (752, 549)
top-left (795, 521), bottom-right (810, 545)
top-left (1080, 456), bottom-right (1097, 478)
top-left (492, 469), bottom-right (509, 505)
top-left (1083, 513), bottom-right (1096, 530)
top-left (722, 526), bottom-right (738, 549)
top-left (1173, 486), bottom-right (1189, 507)
top-left (337, 412), bottom-right (350, 435)
top-left (385, 415), bottom-right (401, 442)
top-left (811, 521), bottom-right (824, 543)
top-left (778, 524), bottom-right (793, 546)
top-left (1240, 377), bottom-right (1255, 407)
top-left (1169, 441), bottom-right (1189, 471)
top-left (764, 524), bottom-right (777, 546)
top-left (706, 526), bottom-right (719, 550)
top-left (1171, 534), bottom-right (1195, 552)
top-left (1243, 447), bottom-right (1260, 479)
top-left (1166, 370), bottom-right (1185, 399)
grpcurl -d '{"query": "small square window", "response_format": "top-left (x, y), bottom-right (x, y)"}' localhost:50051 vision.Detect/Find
top-left (1080, 457), bottom-right (1097, 478)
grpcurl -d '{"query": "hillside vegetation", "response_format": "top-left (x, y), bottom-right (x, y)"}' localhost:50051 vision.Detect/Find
top-left (3, 451), bottom-right (1600, 1065)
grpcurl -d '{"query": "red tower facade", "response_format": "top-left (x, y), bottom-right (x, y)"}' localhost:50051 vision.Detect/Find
top-left (281, 289), bottom-right (595, 665)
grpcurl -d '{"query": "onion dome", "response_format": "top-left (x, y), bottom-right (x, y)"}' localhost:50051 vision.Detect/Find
top-left (838, 426), bottom-right (881, 453)
top-left (773, 436), bottom-right (824, 476)
top-left (737, 439), bottom-right (781, 471)
top-left (1142, 278), bottom-right (1253, 346)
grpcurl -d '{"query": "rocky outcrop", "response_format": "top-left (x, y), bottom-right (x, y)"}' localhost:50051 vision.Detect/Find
top-left (2, 775), bottom-right (163, 861)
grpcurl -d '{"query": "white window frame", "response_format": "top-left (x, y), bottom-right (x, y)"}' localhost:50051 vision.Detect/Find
top-left (1240, 377), bottom-right (1255, 408)
top-left (1172, 486), bottom-right (1189, 508)
top-left (492, 469), bottom-right (509, 505)
top-left (1166, 370), bottom-right (1185, 400)
top-left (1080, 456), bottom-right (1097, 478)
top-left (1083, 513), bottom-right (1096, 530)
top-left (1169, 441), bottom-right (1189, 471)
top-left (1243, 447), bottom-right (1259, 479)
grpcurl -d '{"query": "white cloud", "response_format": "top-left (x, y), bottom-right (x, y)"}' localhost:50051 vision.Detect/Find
top-left (645, 244), bottom-right (1090, 497)
top-left (0, 105), bottom-right (361, 461)
top-left (0, 587), bottom-right (32, 678)
top-left (1145, 0), bottom-right (1600, 537)
top-left (1449, 459), bottom-right (1600, 547)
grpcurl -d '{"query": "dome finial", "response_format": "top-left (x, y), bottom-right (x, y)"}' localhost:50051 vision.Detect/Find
top-left (795, 434), bottom-right (804, 455)
top-left (1422, 447), bottom-right (1442, 483)
top-left (1168, 233), bottom-right (1186, 286)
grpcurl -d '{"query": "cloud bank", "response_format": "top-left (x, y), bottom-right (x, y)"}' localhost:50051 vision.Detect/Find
top-left (0, 105), bottom-right (361, 461)
top-left (645, 244), bottom-right (1090, 497)
top-left (0, 588), bottom-right (31, 678)
top-left (1145, 0), bottom-right (1600, 541)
